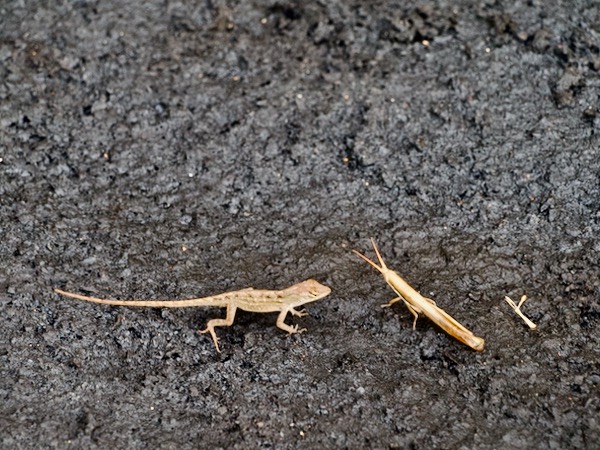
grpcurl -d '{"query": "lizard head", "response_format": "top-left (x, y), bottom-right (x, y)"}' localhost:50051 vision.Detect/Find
top-left (287, 279), bottom-right (332, 303)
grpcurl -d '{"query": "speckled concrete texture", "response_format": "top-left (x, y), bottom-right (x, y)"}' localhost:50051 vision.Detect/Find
top-left (1, 1), bottom-right (599, 448)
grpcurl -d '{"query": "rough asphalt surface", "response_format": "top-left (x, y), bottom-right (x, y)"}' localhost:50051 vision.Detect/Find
top-left (1, 1), bottom-right (599, 449)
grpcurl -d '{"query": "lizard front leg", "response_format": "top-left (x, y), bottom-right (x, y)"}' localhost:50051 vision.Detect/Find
top-left (289, 307), bottom-right (308, 317)
top-left (276, 309), bottom-right (307, 334)
top-left (199, 304), bottom-right (237, 353)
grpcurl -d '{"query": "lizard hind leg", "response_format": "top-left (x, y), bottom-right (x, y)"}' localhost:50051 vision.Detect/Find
top-left (199, 305), bottom-right (237, 353)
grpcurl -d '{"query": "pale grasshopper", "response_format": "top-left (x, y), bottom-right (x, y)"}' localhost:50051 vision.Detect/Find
top-left (353, 238), bottom-right (485, 351)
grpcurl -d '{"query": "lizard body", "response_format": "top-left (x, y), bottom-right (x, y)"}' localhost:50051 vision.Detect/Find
top-left (54, 279), bottom-right (331, 352)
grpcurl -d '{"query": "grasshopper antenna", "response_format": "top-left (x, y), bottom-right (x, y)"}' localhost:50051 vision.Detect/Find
top-left (352, 238), bottom-right (386, 274)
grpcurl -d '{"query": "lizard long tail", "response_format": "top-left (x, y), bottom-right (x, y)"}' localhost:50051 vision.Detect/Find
top-left (53, 288), bottom-right (227, 308)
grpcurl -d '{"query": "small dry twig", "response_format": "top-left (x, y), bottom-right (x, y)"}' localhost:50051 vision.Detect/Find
top-left (504, 295), bottom-right (537, 329)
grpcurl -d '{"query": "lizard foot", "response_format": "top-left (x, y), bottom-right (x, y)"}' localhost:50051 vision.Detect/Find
top-left (289, 324), bottom-right (307, 334)
top-left (199, 327), bottom-right (221, 353)
top-left (291, 308), bottom-right (309, 317)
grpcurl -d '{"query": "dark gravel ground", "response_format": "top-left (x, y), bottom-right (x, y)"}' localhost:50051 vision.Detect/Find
top-left (1, 1), bottom-right (599, 449)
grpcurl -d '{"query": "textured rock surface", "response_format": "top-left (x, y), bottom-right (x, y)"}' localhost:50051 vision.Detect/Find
top-left (1, 1), bottom-right (598, 448)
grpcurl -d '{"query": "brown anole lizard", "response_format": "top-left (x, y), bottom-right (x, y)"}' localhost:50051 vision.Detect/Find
top-left (54, 279), bottom-right (331, 353)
